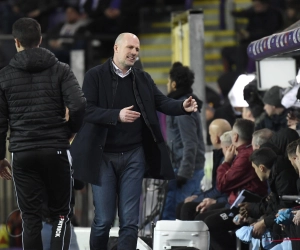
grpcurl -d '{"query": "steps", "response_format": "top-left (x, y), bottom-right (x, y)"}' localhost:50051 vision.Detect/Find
top-left (139, 0), bottom-right (252, 87)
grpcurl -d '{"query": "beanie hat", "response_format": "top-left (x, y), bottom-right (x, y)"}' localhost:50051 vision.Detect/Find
top-left (263, 86), bottom-right (283, 107)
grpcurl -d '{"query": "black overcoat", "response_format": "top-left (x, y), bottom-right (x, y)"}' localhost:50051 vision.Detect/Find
top-left (71, 59), bottom-right (187, 185)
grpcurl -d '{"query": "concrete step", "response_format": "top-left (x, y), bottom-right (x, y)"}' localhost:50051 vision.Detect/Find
top-left (149, 76), bottom-right (220, 85)
top-left (140, 33), bottom-right (170, 45)
top-left (140, 49), bottom-right (171, 57)
top-left (150, 18), bottom-right (224, 31)
top-left (205, 40), bottom-right (236, 48)
top-left (193, 0), bottom-right (219, 8)
top-left (140, 31), bottom-right (235, 46)
top-left (141, 53), bottom-right (222, 66)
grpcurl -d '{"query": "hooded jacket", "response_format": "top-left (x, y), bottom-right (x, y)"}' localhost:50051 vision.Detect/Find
top-left (166, 89), bottom-right (205, 179)
top-left (0, 47), bottom-right (86, 158)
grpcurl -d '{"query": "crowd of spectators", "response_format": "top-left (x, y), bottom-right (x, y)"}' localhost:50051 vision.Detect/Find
top-left (0, 0), bottom-right (190, 36)
top-left (221, 0), bottom-right (300, 75)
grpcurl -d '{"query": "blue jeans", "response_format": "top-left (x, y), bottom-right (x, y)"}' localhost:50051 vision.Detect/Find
top-left (90, 146), bottom-right (145, 250)
top-left (161, 168), bottom-right (204, 220)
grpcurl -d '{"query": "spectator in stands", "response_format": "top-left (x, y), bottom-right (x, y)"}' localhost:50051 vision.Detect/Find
top-left (161, 62), bottom-right (205, 220)
top-left (205, 72), bottom-right (238, 144)
top-left (243, 80), bottom-right (265, 121)
top-left (242, 107), bottom-right (255, 121)
top-left (222, 0), bottom-right (283, 73)
top-left (195, 119), bottom-right (268, 250)
top-left (268, 128), bottom-right (299, 157)
top-left (238, 129), bottom-right (299, 235)
top-left (47, 5), bottom-right (90, 64)
top-left (255, 86), bottom-right (289, 131)
top-left (287, 139), bottom-right (300, 174)
top-left (176, 119), bottom-right (231, 220)
top-left (287, 110), bottom-right (300, 131)
top-left (239, 141), bottom-right (298, 244)
top-left (81, 0), bottom-right (140, 35)
top-left (3, 0), bottom-right (60, 33)
top-left (284, 0), bottom-right (300, 29)
top-left (285, 139), bottom-right (300, 249)
top-left (251, 128), bottom-right (273, 150)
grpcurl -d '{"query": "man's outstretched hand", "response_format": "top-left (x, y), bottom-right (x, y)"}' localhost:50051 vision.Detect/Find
top-left (0, 158), bottom-right (12, 180)
top-left (183, 96), bottom-right (198, 112)
top-left (119, 105), bottom-right (140, 123)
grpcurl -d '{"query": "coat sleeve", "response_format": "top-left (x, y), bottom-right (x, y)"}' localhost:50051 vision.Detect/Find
top-left (275, 170), bottom-right (299, 209)
top-left (217, 156), bottom-right (254, 193)
top-left (60, 63), bottom-right (86, 133)
top-left (0, 87), bottom-right (8, 159)
top-left (82, 68), bottom-right (121, 126)
top-left (147, 75), bottom-right (186, 116)
top-left (176, 113), bottom-right (200, 179)
top-left (247, 200), bottom-right (268, 219)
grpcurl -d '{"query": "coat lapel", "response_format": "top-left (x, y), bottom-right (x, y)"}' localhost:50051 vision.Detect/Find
top-left (101, 59), bottom-right (116, 108)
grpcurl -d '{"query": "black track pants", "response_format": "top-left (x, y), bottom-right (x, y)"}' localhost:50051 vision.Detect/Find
top-left (12, 148), bottom-right (72, 250)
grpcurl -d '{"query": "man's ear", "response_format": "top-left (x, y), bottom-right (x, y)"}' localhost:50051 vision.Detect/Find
top-left (38, 36), bottom-right (42, 46)
top-left (258, 164), bottom-right (265, 172)
top-left (216, 136), bottom-right (221, 145)
top-left (171, 81), bottom-right (176, 90)
top-left (233, 133), bottom-right (239, 143)
top-left (15, 38), bottom-right (21, 48)
top-left (113, 44), bottom-right (118, 53)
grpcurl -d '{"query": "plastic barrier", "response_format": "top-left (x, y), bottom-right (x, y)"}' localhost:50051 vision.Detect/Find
top-left (247, 27), bottom-right (300, 60)
top-left (153, 220), bottom-right (209, 250)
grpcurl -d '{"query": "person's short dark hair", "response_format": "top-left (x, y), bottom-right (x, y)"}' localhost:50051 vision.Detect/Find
top-left (169, 62), bottom-right (194, 89)
top-left (234, 118), bottom-right (254, 142)
top-left (12, 18), bottom-right (41, 49)
top-left (259, 142), bottom-right (280, 155)
top-left (65, 4), bottom-right (81, 14)
top-left (287, 139), bottom-right (300, 157)
top-left (243, 80), bottom-right (264, 118)
top-left (252, 128), bottom-right (273, 147)
top-left (250, 148), bottom-right (277, 170)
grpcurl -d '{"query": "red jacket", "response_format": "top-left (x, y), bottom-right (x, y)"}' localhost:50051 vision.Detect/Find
top-left (217, 144), bottom-right (268, 205)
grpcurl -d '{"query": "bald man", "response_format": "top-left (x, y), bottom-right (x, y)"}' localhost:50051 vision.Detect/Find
top-left (71, 33), bottom-right (199, 250)
top-left (176, 119), bottom-right (231, 220)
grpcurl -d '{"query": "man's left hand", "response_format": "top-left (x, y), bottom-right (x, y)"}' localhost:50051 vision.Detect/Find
top-left (224, 144), bottom-right (235, 164)
top-left (183, 96), bottom-right (198, 112)
top-left (252, 220), bottom-right (266, 238)
top-left (0, 158), bottom-right (12, 180)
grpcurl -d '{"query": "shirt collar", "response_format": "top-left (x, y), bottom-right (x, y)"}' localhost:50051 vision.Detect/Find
top-left (236, 143), bottom-right (252, 152)
top-left (112, 61), bottom-right (132, 78)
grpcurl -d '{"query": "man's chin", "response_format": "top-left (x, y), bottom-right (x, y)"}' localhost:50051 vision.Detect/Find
top-left (126, 62), bottom-right (135, 67)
